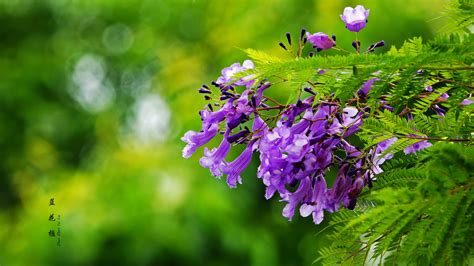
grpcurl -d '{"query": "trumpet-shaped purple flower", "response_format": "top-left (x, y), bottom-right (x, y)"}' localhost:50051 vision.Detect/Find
top-left (306, 32), bottom-right (335, 50)
top-left (222, 144), bottom-right (254, 188)
top-left (182, 124), bottom-right (219, 158)
top-left (199, 135), bottom-right (231, 177)
top-left (299, 176), bottom-right (328, 224)
top-left (340, 5), bottom-right (370, 32)
top-left (325, 164), bottom-right (352, 212)
top-left (216, 60), bottom-right (255, 88)
top-left (461, 98), bottom-right (474, 105)
top-left (341, 106), bottom-right (362, 137)
top-left (440, 92), bottom-right (449, 101)
top-left (282, 177), bottom-right (312, 221)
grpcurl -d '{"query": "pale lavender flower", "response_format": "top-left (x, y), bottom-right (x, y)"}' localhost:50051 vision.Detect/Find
top-left (284, 133), bottom-right (310, 162)
top-left (340, 5), bottom-right (370, 32)
top-left (461, 98), bottom-right (474, 106)
top-left (216, 60), bottom-right (255, 88)
top-left (306, 32), bottom-right (335, 50)
top-left (341, 106), bottom-right (362, 137)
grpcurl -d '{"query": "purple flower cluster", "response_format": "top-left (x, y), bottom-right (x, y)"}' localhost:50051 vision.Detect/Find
top-left (181, 61), bottom-right (408, 224)
top-left (180, 5), bottom-right (462, 225)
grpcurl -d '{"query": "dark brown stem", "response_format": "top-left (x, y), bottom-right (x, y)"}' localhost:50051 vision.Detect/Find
top-left (263, 96), bottom-right (284, 106)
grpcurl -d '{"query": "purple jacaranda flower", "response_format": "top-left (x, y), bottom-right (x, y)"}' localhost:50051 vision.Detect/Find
top-left (367, 41), bottom-right (385, 52)
top-left (282, 177), bottom-right (312, 221)
top-left (404, 138), bottom-right (432, 154)
top-left (300, 176), bottom-right (328, 224)
top-left (200, 135), bottom-right (231, 177)
top-left (182, 124), bottom-right (219, 159)
top-left (199, 100), bottom-right (234, 128)
top-left (290, 110), bottom-right (313, 134)
top-left (216, 60), bottom-right (255, 88)
top-left (317, 69), bottom-right (327, 75)
top-left (358, 77), bottom-right (380, 98)
top-left (371, 137), bottom-right (397, 174)
top-left (254, 82), bottom-right (271, 106)
top-left (461, 98), bottom-right (474, 106)
top-left (344, 176), bottom-right (364, 209)
top-left (341, 140), bottom-right (361, 158)
top-left (379, 100), bottom-right (394, 112)
top-left (340, 5), bottom-right (370, 32)
top-left (284, 133), bottom-right (310, 162)
top-left (432, 104), bottom-right (446, 117)
top-left (281, 97), bottom-right (314, 126)
top-left (225, 90), bottom-right (254, 130)
top-left (341, 106), bottom-right (362, 137)
top-left (306, 32), bottom-right (335, 50)
top-left (326, 164), bottom-right (351, 212)
top-left (425, 85), bottom-right (433, 92)
top-left (439, 92), bottom-right (449, 101)
top-left (251, 115), bottom-right (268, 139)
top-left (222, 144), bottom-right (254, 188)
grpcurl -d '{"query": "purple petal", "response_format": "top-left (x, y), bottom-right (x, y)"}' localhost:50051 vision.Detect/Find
top-left (223, 144), bottom-right (254, 188)
top-left (358, 78), bottom-right (380, 97)
top-left (461, 98), bottom-right (474, 106)
top-left (181, 124), bottom-right (219, 158)
top-left (404, 140), bottom-right (432, 154)
top-left (306, 32), bottom-right (335, 50)
top-left (340, 5), bottom-right (370, 32)
top-left (200, 136), bottom-right (231, 177)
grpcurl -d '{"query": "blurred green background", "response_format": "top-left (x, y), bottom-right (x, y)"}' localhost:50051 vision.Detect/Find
top-left (0, 0), bottom-right (449, 265)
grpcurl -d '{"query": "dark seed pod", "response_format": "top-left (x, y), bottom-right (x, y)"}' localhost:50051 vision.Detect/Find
top-left (286, 32), bottom-right (292, 45)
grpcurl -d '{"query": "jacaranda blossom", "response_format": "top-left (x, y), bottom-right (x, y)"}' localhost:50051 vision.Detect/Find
top-left (340, 5), bottom-right (370, 32)
top-left (404, 137), bottom-right (432, 154)
top-left (461, 98), bottom-right (474, 105)
top-left (182, 10), bottom-right (450, 226)
top-left (358, 77), bottom-right (380, 98)
top-left (181, 123), bottom-right (219, 159)
top-left (222, 144), bottom-right (254, 188)
top-left (199, 135), bottom-right (231, 177)
top-left (216, 60), bottom-right (255, 88)
top-left (306, 32), bottom-right (335, 50)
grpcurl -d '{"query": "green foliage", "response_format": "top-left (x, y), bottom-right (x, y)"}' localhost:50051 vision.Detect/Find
top-left (245, 35), bottom-right (472, 106)
top-left (317, 143), bottom-right (474, 265)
